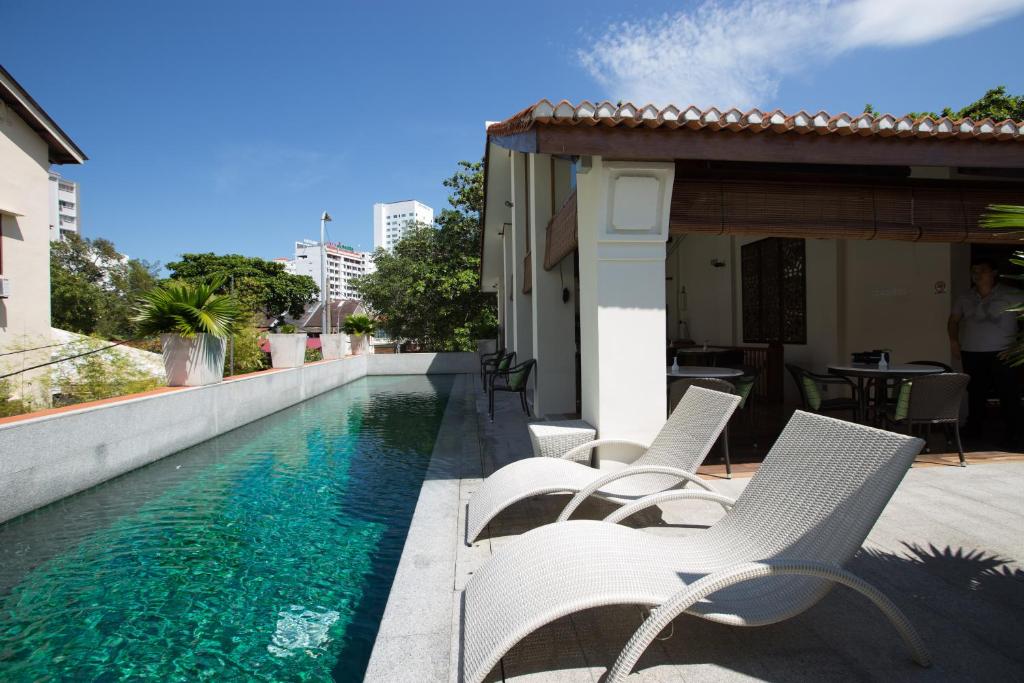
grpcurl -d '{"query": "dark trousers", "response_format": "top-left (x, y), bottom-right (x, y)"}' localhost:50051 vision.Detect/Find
top-left (961, 350), bottom-right (1021, 443)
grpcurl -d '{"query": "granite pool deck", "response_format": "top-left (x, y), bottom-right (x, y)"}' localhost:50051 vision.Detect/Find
top-left (365, 373), bottom-right (1024, 682)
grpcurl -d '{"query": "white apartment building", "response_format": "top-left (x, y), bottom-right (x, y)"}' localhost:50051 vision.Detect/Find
top-left (372, 199), bottom-right (433, 251)
top-left (48, 171), bottom-right (79, 241)
top-left (289, 239), bottom-right (372, 301)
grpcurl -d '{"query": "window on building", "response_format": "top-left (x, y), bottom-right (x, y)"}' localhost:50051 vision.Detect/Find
top-left (740, 237), bottom-right (806, 344)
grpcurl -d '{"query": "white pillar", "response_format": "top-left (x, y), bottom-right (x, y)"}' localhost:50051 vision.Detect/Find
top-left (502, 228), bottom-right (515, 351)
top-left (510, 152), bottom-right (533, 361)
top-left (576, 157), bottom-right (675, 450)
top-left (529, 153), bottom-right (576, 417)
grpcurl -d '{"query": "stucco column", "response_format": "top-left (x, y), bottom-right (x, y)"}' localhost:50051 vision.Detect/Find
top-left (502, 228), bottom-right (515, 351)
top-left (509, 152), bottom-right (533, 361)
top-left (529, 153), bottom-right (576, 417)
top-left (576, 157), bottom-right (675, 451)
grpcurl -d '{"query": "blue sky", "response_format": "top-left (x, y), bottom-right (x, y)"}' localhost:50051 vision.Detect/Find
top-left (4, 0), bottom-right (1023, 268)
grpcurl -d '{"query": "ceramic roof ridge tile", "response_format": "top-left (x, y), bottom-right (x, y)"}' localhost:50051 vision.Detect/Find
top-left (484, 100), bottom-right (1023, 142)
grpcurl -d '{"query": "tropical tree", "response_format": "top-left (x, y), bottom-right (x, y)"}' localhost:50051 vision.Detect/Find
top-left (354, 160), bottom-right (498, 351)
top-left (50, 234), bottom-right (160, 338)
top-left (164, 253), bottom-right (318, 319)
top-left (865, 86), bottom-right (1024, 121)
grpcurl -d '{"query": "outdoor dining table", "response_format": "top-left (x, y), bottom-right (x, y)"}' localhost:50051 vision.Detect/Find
top-left (667, 366), bottom-right (743, 379)
top-left (827, 363), bottom-right (945, 424)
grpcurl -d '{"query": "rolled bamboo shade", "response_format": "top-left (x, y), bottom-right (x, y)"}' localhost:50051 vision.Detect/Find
top-left (671, 178), bottom-right (1024, 243)
top-left (543, 189), bottom-right (578, 270)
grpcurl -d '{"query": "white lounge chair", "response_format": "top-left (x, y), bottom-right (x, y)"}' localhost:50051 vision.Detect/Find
top-left (465, 386), bottom-right (741, 544)
top-left (461, 411), bottom-right (929, 683)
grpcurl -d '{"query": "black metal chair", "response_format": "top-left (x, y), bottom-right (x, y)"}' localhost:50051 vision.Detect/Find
top-left (668, 378), bottom-right (736, 478)
top-left (489, 359), bottom-right (536, 421)
top-left (481, 350), bottom-right (515, 393)
top-left (786, 364), bottom-right (860, 421)
top-left (888, 373), bottom-right (969, 466)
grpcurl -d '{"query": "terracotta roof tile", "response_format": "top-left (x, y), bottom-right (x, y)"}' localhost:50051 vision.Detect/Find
top-left (486, 99), bottom-right (1024, 143)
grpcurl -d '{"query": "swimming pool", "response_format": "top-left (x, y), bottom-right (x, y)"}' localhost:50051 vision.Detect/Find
top-left (0, 374), bottom-right (454, 681)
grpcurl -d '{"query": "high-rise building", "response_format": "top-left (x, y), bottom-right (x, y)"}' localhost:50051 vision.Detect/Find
top-left (372, 200), bottom-right (433, 251)
top-left (48, 172), bottom-right (79, 241)
top-left (287, 240), bottom-right (372, 301)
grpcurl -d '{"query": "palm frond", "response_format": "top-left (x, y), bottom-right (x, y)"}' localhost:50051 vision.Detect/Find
top-left (132, 277), bottom-right (242, 338)
top-left (979, 204), bottom-right (1024, 231)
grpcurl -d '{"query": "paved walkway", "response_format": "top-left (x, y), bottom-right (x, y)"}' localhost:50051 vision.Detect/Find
top-left (372, 374), bottom-right (1024, 681)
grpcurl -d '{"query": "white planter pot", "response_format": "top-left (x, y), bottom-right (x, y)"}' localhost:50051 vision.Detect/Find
top-left (320, 333), bottom-right (348, 360)
top-left (350, 334), bottom-right (370, 355)
top-left (476, 339), bottom-right (497, 357)
top-left (160, 333), bottom-right (226, 387)
top-left (268, 333), bottom-right (308, 368)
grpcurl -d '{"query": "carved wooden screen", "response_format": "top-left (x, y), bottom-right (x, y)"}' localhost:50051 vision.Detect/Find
top-left (741, 237), bottom-right (806, 344)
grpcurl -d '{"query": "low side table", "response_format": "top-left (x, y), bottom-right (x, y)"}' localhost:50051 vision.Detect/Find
top-left (528, 420), bottom-right (597, 465)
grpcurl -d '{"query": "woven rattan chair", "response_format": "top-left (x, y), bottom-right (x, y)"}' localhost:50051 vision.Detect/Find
top-left (488, 358), bottom-right (535, 421)
top-left (786, 364), bottom-right (860, 420)
top-left (461, 411), bottom-right (928, 683)
top-left (481, 350), bottom-right (515, 393)
top-left (670, 378), bottom-right (735, 478)
top-left (889, 373), bottom-right (969, 466)
top-left (466, 386), bottom-right (740, 543)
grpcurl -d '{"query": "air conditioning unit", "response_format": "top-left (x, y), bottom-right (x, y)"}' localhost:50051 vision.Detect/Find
top-left (0, 277), bottom-right (10, 298)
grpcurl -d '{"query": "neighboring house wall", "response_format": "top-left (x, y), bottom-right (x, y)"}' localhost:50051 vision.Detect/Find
top-left (0, 102), bottom-right (54, 403)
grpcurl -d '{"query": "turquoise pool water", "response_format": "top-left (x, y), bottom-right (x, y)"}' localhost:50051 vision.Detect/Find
top-left (0, 374), bottom-right (454, 681)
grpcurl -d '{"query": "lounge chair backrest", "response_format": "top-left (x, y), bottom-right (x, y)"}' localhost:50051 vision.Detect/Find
top-left (714, 411), bottom-right (923, 566)
top-left (633, 386), bottom-right (740, 472)
top-left (668, 378), bottom-right (734, 414)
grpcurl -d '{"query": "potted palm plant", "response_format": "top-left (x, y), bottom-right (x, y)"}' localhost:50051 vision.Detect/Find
top-left (133, 277), bottom-right (242, 386)
top-left (342, 314), bottom-right (375, 355)
top-left (267, 323), bottom-right (309, 368)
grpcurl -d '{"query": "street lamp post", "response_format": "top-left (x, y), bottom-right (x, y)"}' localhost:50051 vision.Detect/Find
top-left (320, 211), bottom-right (332, 335)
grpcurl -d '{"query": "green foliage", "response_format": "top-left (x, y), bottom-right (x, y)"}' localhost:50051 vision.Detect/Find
top-left (888, 86), bottom-right (1024, 121)
top-left (980, 204), bottom-right (1024, 367)
top-left (165, 253), bottom-right (319, 319)
top-left (354, 160), bottom-right (498, 351)
top-left (341, 313), bottom-right (375, 336)
top-left (304, 347), bottom-right (323, 363)
top-left (53, 339), bottom-right (162, 406)
top-left (133, 276), bottom-right (243, 338)
top-left (50, 234), bottom-right (160, 338)
top-left (0, 379), bottom-right (36, 418)
top-left (275, 323), bottom-right (299, 334)
top-left (226, 317), bottom-right (269, 375)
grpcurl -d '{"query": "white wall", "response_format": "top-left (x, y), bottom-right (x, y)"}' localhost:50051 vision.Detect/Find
top-left (0, 102), bottom-right (57, 404)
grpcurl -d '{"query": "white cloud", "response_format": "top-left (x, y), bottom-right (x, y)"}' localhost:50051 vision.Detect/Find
top-left (579, 0), bottom-right (1024, 108)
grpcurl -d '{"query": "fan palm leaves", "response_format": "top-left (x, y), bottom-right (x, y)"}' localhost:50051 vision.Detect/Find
top-left (133, 276), bottom-right (243, 338)
top-left (341, 313), bottom-right (375, 336)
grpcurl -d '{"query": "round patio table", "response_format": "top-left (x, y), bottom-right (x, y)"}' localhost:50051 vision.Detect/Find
top-left (827, 363), bottom-right (944, 424)
top-left (667, 366), bottom-right (743, 379)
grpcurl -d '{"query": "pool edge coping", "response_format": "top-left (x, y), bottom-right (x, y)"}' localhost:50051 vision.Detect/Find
top-left (363, 372), bottom-right (478, 682)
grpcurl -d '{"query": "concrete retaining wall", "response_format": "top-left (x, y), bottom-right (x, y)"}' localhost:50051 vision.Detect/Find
top-left (0, 352), bottom-right (474, 524)
top-left (367, 352), bottom-right (477, 375)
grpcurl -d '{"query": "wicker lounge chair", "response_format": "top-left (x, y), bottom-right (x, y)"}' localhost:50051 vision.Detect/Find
top-left (461, 411), bottom-right (928, 683)
top-left (466, 386), bottom-right (740, 544)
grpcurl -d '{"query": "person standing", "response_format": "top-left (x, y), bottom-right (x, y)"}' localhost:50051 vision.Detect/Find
top-left (948, 258), bottom-right (1023, 448)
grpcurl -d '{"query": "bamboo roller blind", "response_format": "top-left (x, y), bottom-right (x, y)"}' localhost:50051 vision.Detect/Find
top-left (670, 179), bottom-right (1024, 243)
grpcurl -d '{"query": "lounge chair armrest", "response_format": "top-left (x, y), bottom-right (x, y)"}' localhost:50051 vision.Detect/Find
top-left (560, 439), bottom-right (648, 465)
top-left (601, 490), bottom-right (735, 524)
top-left (605, 559), bottom-right (932, 682)
top-left (556, 466), bottom-right (717, 522)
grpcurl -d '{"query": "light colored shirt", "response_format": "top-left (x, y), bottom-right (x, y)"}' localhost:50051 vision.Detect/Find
top-left (952, 283), bottom-right (1024, 352)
